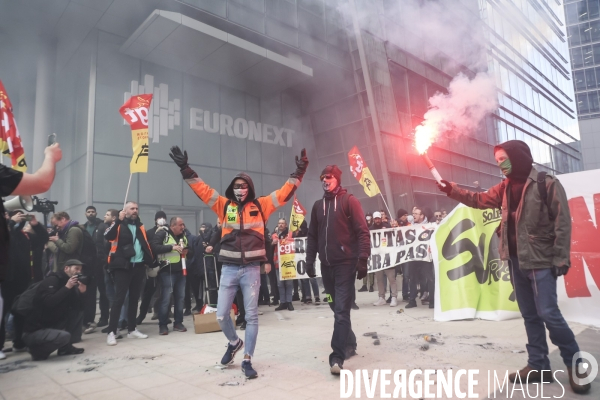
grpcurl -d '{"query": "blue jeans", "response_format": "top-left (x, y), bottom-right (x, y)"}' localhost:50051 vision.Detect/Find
top-left (158, 271), bottom-right (186, 326)
top-left (301, 277), bottom-right (319, 300)
top-left (217, 264), bottom-right (260, 357)
top-left (510, 257), bottom-right (579, 369)
top-left (277, 269), bottom-right (293, 303)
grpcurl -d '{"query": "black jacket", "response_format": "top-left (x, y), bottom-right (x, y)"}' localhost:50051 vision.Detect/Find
top-left (6, 221), bottom-right (48, 285)
top-left (24, 270), bottom-right (84, 333)
top-left (307, 187), bottom-right (371, 267)
top-left (151, 228), bottom-right (193, 273)
top-left (94, 221), bottom-right (111, 265)
top-left (104, 218), bottom-right (153, 269)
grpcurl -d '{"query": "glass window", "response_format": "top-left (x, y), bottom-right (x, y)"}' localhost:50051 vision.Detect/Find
top-left (593, 43), bottom-right (600, 64)
top-left (586, 68), bottom-right (597, 88)
top-left (566, 3), bottom-right (579, 24)
top-left (580, 23), bottom-right (592, 44)
top-left (589, 0), bottom-right (600, 19)
top-left (579, 0), bottom-right (589, 21)
top-left (591, 20), bottom-right (600, 43)
top-left (572, 47), bottom-right (584, 68)
top-left (577, 92), bottom-right (590, 113)
top-left (389, 62), bottom-right (410, 114)
top-left (589, 91), bottom-right (600, 112)
top-left (575, 70), bottom-right (586, 90)
top-left (583, 45), bottom-right (594, 66)
top-left (569, 26), bottom-right (581, 46)
top-left (594, 66), bottom-right (600, 86)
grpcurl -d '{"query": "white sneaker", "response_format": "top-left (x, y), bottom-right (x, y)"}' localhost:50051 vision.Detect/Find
top-left (0, 350), bottom-right (6, 360)
top-left (84, 322), bottom-right (97, 334)
top-left (373, 297), bottom-right (387, 306)
top-left (107, 332), bottom-right (117, 346)
top-left (127, 329), bottom-right (148, 339)
top-left (390, 297), bottom-right (398, 307)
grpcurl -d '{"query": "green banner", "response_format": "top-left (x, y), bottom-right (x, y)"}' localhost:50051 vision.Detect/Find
top-left (432, 204), bottom-right (520, 321)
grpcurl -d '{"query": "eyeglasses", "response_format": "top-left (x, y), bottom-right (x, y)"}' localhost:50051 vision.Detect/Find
top-left (320, 174), bottom-right (334, 181)
top-left (435, 214), bottom-right (442, 219)
top-left (233, 183), bottom-right (249, 189)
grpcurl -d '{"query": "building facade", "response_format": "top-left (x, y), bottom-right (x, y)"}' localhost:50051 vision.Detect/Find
top-left (0, 0), bottom-right (581, 230)
top-left (565, 0), bottom-right (600, 170)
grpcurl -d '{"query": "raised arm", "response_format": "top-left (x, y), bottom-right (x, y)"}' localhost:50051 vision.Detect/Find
top-left (438, 179), bottom-right (504, 210)
top-left (12, 144), bottom-right (62, 195)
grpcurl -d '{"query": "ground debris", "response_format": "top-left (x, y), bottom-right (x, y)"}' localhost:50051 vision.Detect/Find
top-left (219, 381), bottom-right (240, 386)
top-left (373, 339), bottom-right (380, 345)
top-left (363, 332), bottom-right (377, 337)
top-left (0, 360), bottom-right (36, 374)
top-left (420, 344), bottom-right (430, 351)
top-left (511, 350), bottom-right (525, 353)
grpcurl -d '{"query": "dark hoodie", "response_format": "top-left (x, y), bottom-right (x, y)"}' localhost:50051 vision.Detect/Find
top-left (225, 172), bottom-right (256, 206)
top-left (494, 140), bottom-right (533, 256)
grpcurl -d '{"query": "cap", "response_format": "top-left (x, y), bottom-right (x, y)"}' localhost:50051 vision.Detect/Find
top-left (64, 259), bottom-right (84, 266)
top-left (373, 211), bottom-right (382, 219)
top-left (155, 211), bottom-right (167, 221)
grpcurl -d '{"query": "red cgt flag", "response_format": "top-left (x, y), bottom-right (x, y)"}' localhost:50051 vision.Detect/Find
top-left (348, 145), bottom-right (380, 197)
top-left (0, 80), bottom-right (27, 171)
top-left (120, 94), bottom-right (152, 174)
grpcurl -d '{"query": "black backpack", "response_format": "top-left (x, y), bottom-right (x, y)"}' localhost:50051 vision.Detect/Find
top-left (12, 281), bottom-right (42, 317)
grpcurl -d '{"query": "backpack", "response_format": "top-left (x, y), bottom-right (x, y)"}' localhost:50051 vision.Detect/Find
top-left (536, 171), bottom-right (554, 220)
top-left (74, 225), bottom-right (98, 271)
top-left (11, 281), bottom-right (42, 317)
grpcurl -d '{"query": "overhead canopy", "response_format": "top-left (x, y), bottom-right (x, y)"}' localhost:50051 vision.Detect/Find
top-left (121, 10), bottom-right (313, 97)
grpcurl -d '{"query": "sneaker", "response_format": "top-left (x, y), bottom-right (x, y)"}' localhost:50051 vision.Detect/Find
top-left (183, 309), bottom-right (191, 317)
top-left (97, 319), bottom-right (108, 327)
top-left (405, 301), bottom-right (417, 309)
top-left (240, 321), bottom-right (247, 330)
top-left (386, 296), bottom-right (392, 304)
top-left (173, 323), bottom-right (187, 332)
top-left (368, 285), bottom-right (374, 292)
top-left (107, 332), bottom-right (117, 346)
top-left (127, 329), bottom-right (148, 339)
top-left (83, 322), bottom-right (97, 334)
top-left (373, 297), bottom-right (387, 306)
top-left (315, 297), bottom-right (321, 305)
top-left (330, 359), bottom-right (343, 375)
top-left (270, 300), bottom-right (279, 306)
top-left (242, 359), bottom-right (258, 379)
top-left (13, 346), bottom-right (27, 353)
top-left (305, 298), bottom-right (312, 304)
top-left (390, 297), bottom-right (398, 307)
top-left (0, 350), bottom-right (6, 360)
top-left (275, 303), bottom-right (287, 311)
top-left (358, 285), bottom-right (368, 292)
top-left (351, 303), bottom-right (359, 310)
top-left (57, 344), bottom-right (84, 356)
top-left (221, 339), bottom-right (244, 365)
top-left (159, 325), bottom-right (169, 335)
top-left (287, 303), bottom-right (294, 311)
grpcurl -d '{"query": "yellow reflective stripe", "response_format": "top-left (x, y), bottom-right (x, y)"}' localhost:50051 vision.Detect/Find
top-left (207, 190), bottom-right (220, 207)
top-left (220, 249), bottom-right (242, 258)
top-left (245, 249), bottom-right (266, 258)
top-left (223, 222), bottom-right (241, 230)
top-left (185, 177), bottom-right (204, 185)
top-left (270, 191), bottom-right (279, 206)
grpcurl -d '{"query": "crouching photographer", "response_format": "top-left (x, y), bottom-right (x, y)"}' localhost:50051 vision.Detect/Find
top-left (20, 259), bottom-right (87, 360)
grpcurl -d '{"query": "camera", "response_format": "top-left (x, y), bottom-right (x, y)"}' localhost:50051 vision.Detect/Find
top-left (73, 274), bottom-right (90, 285)
top-left (31, 196), bottom-right (58, 214)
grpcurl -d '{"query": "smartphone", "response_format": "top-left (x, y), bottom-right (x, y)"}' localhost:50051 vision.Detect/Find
top-left (24, 215), bottom-right (34, 221)
top-left (48, 133), bottom-right (57, 146)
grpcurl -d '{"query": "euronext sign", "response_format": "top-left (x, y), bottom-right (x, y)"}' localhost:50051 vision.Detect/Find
top-left (190, 108), bottom-right (294, 148)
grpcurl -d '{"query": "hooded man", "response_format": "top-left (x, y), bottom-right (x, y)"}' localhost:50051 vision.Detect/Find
top-left (305, 165), bottom-right (371, 375)
top-left (437, 140), bottom-right (590, 394)
top-left (169, 146), bottom-right (308, 379)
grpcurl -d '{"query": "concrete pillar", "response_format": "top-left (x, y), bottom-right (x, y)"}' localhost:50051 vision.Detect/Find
top-left (17, 81), bottom-right (36, 166)
top-left (32, 39), bottom-right (56, 171)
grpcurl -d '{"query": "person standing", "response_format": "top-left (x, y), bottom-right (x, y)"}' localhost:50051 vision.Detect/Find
top-left (91, 209), bottom-right (111, 327)
top-left (104, 202), bottom-right (153, 345)
top-left (305, 165), bottom-right (370, 375)
top-left (273, 218), bottom-right (294, 311)
top-left (404, 207), bottom-right (434, 309)
top-left (169, 145), bottom-right (307, 379)
top-left (437, 140), bottom-right (590, 394)
top-left (151, 217), bottom-right (190, 335)
top-left (371, 212), bottom-right (398, 307)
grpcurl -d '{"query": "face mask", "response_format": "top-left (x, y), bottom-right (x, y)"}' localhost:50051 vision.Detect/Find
top-left (499, 158), bottom-right (512, 176)
top-left (322, 180), bottom-right (337, 192)
top-left (157, 218), bottom-right (166, 226)
top-left (234, 188), bottom-right (248, 202)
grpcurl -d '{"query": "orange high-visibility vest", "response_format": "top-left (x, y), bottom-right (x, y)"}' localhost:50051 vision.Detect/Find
top-left (108, 224), bottom-right (152, 264)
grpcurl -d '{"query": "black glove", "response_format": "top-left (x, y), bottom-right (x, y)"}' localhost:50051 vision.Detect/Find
top-left (437, 179), bottom-right (452, 195)
top-left (290, 148), bottom-right (309, 180)
top-left (306, 263), bottom-right (316, 278)
top-left (355, 258), bottom-right (368, 280)
top-left (169, 146), bottom-right (197, 180)
top-left (552, 265), bottom-right (569, 278)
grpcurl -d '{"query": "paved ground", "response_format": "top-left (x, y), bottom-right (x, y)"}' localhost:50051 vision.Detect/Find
top-left (0, 289), bottom-right (598, 400)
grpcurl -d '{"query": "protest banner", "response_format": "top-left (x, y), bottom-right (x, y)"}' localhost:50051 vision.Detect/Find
top-left (278, 224), bottom-right (436, 280)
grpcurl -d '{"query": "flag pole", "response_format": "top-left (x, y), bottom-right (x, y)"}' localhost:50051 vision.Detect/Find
top-left (379, 192), bottom-right (393, 219)
top-left (123, 173), bottom-right (132, 208)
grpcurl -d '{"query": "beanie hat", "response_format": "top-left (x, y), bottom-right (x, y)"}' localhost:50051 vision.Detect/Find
top-left (155, 211), bottom-right (167, 221)
top-left (397, 209), bottom-right (408, 219)
top-left (320, 165), bottom-right (342, 184)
